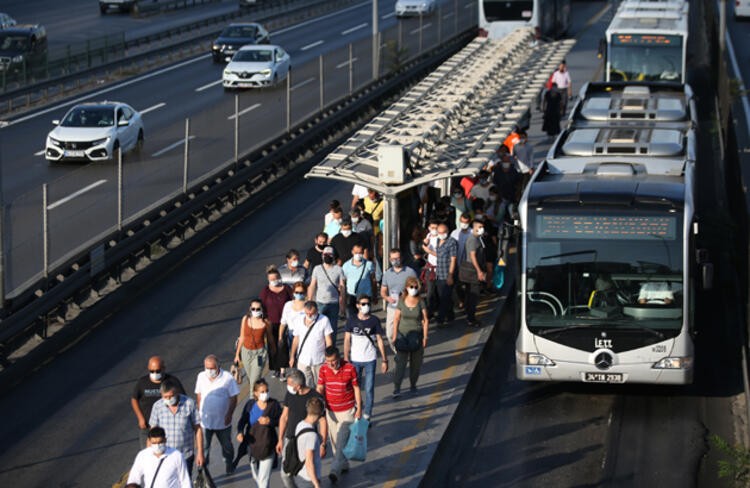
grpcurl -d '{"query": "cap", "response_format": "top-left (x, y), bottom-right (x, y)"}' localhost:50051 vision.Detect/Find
top-left (323, 246), bottom-right (335, 255)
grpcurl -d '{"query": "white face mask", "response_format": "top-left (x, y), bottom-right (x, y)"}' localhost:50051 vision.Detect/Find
top-left (459, 222), bottom-right (469, 230)
top-left (351, 216), bottom-right (360, 224)
top-left (429, 228), bottom-right (438, 237)
top-left (286, 385), bottom-right (297, 395)
top-left (270, 279), bottom-right (281, 287)
top-left (476, 227), bottom-right (485, 236)
top-left (290, 260), bottom-right (299, 268)
top-left (151, 443), bottom-right (166, 455)
top-left (359, 304), bottom-right (370, 315)
top-left (353, 253), bottom-right (363, 262)
top-left (341, 229), bottom-right (352, 237)
top-left (164, 396), bottom-right (178, 407)
top-left (258, 392), bottom-right (269, 402)
top-left (149, 372), bottom-right (163, 382)
top-left (407, 287), bottom-right (419, 296)
top-left (206, 368), bottom-right (219, 379)
top-left (438, 233), bottom-right (448, 240)
top-left (251, 310), bottom-right (263, 318)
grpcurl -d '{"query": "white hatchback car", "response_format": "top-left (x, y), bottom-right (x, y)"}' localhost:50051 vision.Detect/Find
top-left (395, 0), bottom-right (436, 17)
top-left (222, 44), bottom-right (290, 89)
top-left (737, 0), bottom-right (750, 18)
top-left (45, 102), bottom-right (144, 162)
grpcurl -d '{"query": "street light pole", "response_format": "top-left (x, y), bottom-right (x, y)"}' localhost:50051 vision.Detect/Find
top-left (373, 0), bottom-right (379, 80)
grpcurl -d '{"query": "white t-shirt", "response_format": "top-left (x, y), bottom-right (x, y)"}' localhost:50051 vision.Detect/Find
top-left (194, 370), bottom-right (240, 430)
top-left (291, 314), bottom-right (333, 367)
top-left (281, 300), bottom-right (306, 327)
top-left (127, 447), bottom-right (191, 488)
top-left (295, 421), bottom-right (321, 482)
top-left (551, 69), bottom-right (571, 90)
top-left (638, 282), bottom-right (680, 304)
top-left (426, 235), bottom-right (438, 266)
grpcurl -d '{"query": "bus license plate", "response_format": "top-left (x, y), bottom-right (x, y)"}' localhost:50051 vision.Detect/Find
top-left (583, 372), bottom-right (624, 384)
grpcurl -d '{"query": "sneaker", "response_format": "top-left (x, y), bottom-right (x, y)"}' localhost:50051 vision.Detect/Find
top-left (392, 388), bottom-right (401, 399)
top-left (225, 463), bottom-right (235, 475)
top-left (329, 473), bottom-right (339, 484)
top-left (467, 320), bottom-right (481, 328)
top-left (410, 385), bottom-right (418, 394)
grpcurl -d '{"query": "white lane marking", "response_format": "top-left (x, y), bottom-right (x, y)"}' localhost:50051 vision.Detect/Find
top-left (725, 25), bottom-right (750, 137)
top-left (34, 149), bottom-right (45, 156)
top-left (464, 2), bottom-right (473, 8)
top-left (342, 23), bottom-right (368, 35)
top-left (5, 55), bottom-right (211, 128)
top-left (336, 57), bottom-right (359, 69)
top-left (139, 102), bottom-right (166, 115)
top-left (196, 79), bottom-right (222, 92)
top-left (227, 103), bottom-right (262, 120)
top-left (301, 40), bottom-right (324, 51)
top-left (382, 12), bottom-right (396, 19)
top-left (410, 23), bottom-right (432, 35)
top-left (47, 179), bottom-right (107, 210)
top-left (443, 12), bottom-right (454, 19)
top-left (291, 77), bottom-right (316, 91)
top-left (151, 136), bottom-right (196, 157)
top-left (273, 1), bottom-right (370, 36)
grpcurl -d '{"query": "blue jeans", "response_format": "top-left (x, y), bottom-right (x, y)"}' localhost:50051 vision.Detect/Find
top-left (317, 301), bottom-right (339, 340)
top-left (351, 359), bottom-right (377, 418)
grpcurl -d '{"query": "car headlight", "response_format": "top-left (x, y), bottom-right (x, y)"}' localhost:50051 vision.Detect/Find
top-left (260, 69), bottom-right (272, 76)
top-left (47, 136), bottom-right (61, 147)
top-left (652, 357), bottom-right (693, 369)
top-left (11, 55), bottom-right (23, 63)
top-left (90, 137), bottom-right (110, 146)
top-left (223, 69), bottom-right (232, 76)
top-left (517, 352), bottom-right (555, 366)
top-left (212, 44), bottom-right (220, 51)
top-left (421, 2), bottom-right (428, 8)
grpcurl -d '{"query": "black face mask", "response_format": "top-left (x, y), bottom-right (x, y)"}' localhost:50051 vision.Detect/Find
top-left (323, 255), bottom-right (334, 264)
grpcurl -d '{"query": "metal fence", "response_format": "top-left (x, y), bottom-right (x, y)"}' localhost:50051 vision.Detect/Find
top-left (2, 2), bottom-right (478, 296)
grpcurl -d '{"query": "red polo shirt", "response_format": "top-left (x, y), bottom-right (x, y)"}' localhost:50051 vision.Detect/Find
top-left (318, 361), bottom-right (358, 412)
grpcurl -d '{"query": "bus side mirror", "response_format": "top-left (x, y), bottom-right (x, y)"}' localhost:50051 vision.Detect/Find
top-left (597, 38), bottom-right (605, 59)
top-left (697, 249), bottom-right (713, 290)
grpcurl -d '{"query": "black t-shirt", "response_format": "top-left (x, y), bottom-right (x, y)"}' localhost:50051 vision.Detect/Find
top-left (283, 389), bottom-right (325, 439)
top-left (132, 374), bottom-right (186, 422)
top-left (330, 232), bottom-right (365, 265)
top-left (306, 246), bottom-right (324, 270)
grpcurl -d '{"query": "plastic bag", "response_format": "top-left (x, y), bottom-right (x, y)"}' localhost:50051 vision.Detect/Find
top-left (343, 418), bottom-right (369, 461)
top-left (193, 466), bottom-right (216, 488)
top-left (493, 257), bottom-right (506, 290)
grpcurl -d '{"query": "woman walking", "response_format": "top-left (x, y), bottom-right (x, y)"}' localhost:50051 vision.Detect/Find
top-left (234, 299), bottom-right (275, 388)
top-left (236, 379), bottom-right (282, 488)
top-left (260, 267), bottom-right (292, 379)
top-left (280, 282), bottom-right (308, 357)
top-left (391, 276), bottom-right (429, 398)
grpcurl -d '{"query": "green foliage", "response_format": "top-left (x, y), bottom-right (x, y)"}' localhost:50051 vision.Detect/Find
top-left (384, 40), bottom-right (409, 74)
top-left (711, 434), bottom-right (750, 486)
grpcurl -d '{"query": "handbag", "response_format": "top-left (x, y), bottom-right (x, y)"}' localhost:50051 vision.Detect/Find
top-left (394, 331), bottom-right (422, 353)
top-left (343, 418), bottom-right (369, 461)
top-left (193, 466), bottom-right (216, 488)
top-left (458, 260), bottom-right (479, 284)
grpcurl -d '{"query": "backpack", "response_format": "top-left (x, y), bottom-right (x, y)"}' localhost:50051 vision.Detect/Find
top-left (282, 427), bottom-right (318, 476)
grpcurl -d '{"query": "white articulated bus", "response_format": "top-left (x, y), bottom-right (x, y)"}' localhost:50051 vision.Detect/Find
top-left (515, 83), bottom-right (712, 385)
top-left (478, 0), bottom-right (571, 40)
top-left (604, 0), bottom-right (689, 83)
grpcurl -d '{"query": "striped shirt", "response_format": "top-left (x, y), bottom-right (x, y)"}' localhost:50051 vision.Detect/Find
top-left (149, 395), bottom-right (200, 460)
top-left (317, 361), bottom-right (359, 412)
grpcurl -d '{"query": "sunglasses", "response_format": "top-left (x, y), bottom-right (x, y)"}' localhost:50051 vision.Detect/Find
top-left (408, 286), bottom-right (419, 290)
top-left (149, 369), bottom-right (162, 373)
top-left (294, 290), bottom-right (305, 294)
top-left (359, 302), bottom-right (370, 306)
top-left (250, 307), bottom-right (262, 312)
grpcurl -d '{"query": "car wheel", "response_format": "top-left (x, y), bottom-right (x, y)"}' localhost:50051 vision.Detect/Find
top-left (135, 130), bottom-right (144, 155)
top-left (111, 141), bottom-right (121, 161)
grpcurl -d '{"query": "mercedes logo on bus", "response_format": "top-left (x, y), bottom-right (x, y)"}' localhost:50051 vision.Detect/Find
top-left (594, 352), bottom-right (613, 370)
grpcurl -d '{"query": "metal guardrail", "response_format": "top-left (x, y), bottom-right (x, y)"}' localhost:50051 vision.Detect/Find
top-left (0, 26), bottom-right (477, 388)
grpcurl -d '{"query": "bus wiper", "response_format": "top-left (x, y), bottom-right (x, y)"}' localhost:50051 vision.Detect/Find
top-left (540, 250), bottom-right (597, 261)
top-left (537, 324), bottom-right (596, 336)
top-left (620, 325), bottom-right (666, 340)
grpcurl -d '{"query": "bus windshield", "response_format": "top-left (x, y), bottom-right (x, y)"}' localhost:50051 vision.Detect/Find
top-left (608, 34), bottom-right (683, 82)
top-left (525, 210), bottom-right (684, 334)
top-left (483, 0), bottom-right (533, 21)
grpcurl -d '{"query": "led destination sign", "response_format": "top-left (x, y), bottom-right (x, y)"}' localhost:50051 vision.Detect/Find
top-left (537, 215), bottom-right (677, 240)
top-left (612, 34), bottom-right (682, 47)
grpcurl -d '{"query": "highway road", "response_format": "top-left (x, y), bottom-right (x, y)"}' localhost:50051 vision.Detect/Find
top-left (0, 0), bottom-right (476, 294)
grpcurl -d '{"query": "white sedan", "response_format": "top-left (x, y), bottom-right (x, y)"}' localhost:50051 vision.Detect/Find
top-left (45, 101), bottom-right (144, 162)
top-left (222, 44), bottom-right (290, 90)
top-left (395, 0), bottom-right (436, 17)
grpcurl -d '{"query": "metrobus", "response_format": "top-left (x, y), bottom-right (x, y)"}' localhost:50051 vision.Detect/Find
top-left (478, 0), bottom-right (571, 40)
top-left (515, 82), bottom-right (712, 385)
top-left (603, 0), bottom-right (689, 83)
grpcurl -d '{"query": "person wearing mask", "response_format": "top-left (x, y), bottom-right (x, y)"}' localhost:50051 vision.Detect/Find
top-left (450, 213), bottom-right (473, 310)
top-left (542, 83), bottom-right (563, 137)
top-left (492, 155), bottom-right (522, 208)
top-left (450, 187), bottom-right (471, 229)
top-left (461, 220), bottom-right (489, 328)
top-left (469, 170), bottom-right (493, 202)
top-left (350, 207), bottom-right (373, 261)
top-left (131, 356), bottom-right (186, 449)
top-left (294, 396), bottom-right (326, 488)
top-left (308, 247), bottom-right (346, 339)
top-left (551, 61), bottom-right (573, 115)
top-left (304, 233), bottom-right (329, 271)
top-left (275, 369), bottom-right (328, 488)
top-left (289, 301), bottom-right (334, 389)
top-left (380, 249), bottom-right (418, 346)
top-left (421, 220), bottom-right (441, 319)
top-left (323, 207), bottom-right (344, 241)
top-left (316, 346), bottom-right (362, 484)
top-left (512, 130), bottom-right (535, 181)
top-left (236, 379), bottom-right (282, 488)
top-left (341, 243), bottom-right (376, 319)
top-left (261, 267), bottom-right (293, 379)
top-left (391, 277), bottom-right (429, 397)
top-left (424, 223), bottom-right (457, 326)
top-left (280, 250), bottom-right (309, 286)
top-left (195, 355), bottom-right (240, 475)
top-left (127, 427), bottom-right (191, 488)
top-left (344, 295), bottom-right (388, 422)
top-left (234, 299), bottom-right (276, 388)
top-left (280, 282), bottom-right (309, 364)
top-left (323, 200), bottom-right (341, 230)
top-left (149, 378), bottom-right (204, 476)
top-left (330, 219), bottom-right (367, 265)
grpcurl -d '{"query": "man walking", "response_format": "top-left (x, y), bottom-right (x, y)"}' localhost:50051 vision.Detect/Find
top-left (380, 248), bottom-right (418, 344)
top-left (308, 246), bottom-right (346, 339)
top-left (341, 243), bottom-right (376, 319)
top-left (289, 301), bottom-right (334, 389)
top-left (294, 397), bottom-right (326, 488)
top-left (195, 354), bottom-right (240, 475)
top-left (317, 346), bottom-right (362, 484)
top-left (149, 378), bottom-right (204, 475)
top-left (131, 356), bottom-right (185, 448)
top-left (463, 220), bottom-right (489, 328)
top-left (127, 426), bottom-right (191, 488)
top-left (426, 223), bottom-right (457, 326)
top-left (551, 61), bottom-right (573, 115)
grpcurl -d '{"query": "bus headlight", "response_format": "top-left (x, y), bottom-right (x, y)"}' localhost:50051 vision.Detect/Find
top-left (652, 357), bottom-right (693, 369)
top-left (518, 352), bottom-right (556, 366)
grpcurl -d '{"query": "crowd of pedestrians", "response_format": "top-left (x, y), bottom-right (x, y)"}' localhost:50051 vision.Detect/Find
top-left (124, 116), bottom-right (541, 486)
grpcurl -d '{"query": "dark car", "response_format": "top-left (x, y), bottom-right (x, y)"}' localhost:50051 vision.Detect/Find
top-left (0, 24), bottom-right (47, 75)
top-left (211, 23), bottom-right (270, 63)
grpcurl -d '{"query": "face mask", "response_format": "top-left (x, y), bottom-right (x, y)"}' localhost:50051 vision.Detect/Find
top-left (453, 193), bottom-right (463, 199)
top-left (149, 372), bottom-right (163, 382)
top-left (294, 292), bottom-right (305, 301)
top-left (323, 255), bottom-right (334, 264)
top-left (407, 287), bottom-right (419, 296)
top-left (336, 218), bottom-right (342, 224)
top-left (290, 260), bottom-right (299, 268)
top-left (438, 233), bottom-right (448, 240)
top-left (164, 396), bottom-right (177, 407)
top-left (459, 222), bottom-right (469, 230)
top-left (258, 392), bottom-right (269, 402)
top-left (502, 163), bottom-right (511, 170)
top-left (206, 368), bottom-right (219, 379)
top-left (287, 385), bottom-right (297, 395)
top-left (429, 229), bottom-right (438, 237)
top-left (306, 314), bottom-right (318, 323)
top-left (476, 227), bottom-right (485, 236)
top-left (353, 253), bottom-right (363, 262)
top-left (251, 310), bottom-right (263, 318)
top-left (390, 259), bottom-right (401, 268)
top-left (270, 279), bottom-right (281, 287)
top-left (359, 304), bottom-right (370, 315)
top-left (151, 443), bottom-right (166, 455)
top-left (351, 216), bottom-right (360, 224)
top-left (341, 229), bottom-right (352, 237)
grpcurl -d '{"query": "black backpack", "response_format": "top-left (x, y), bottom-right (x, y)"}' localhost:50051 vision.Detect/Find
top-left (282, 427), bottom-right (318, 476)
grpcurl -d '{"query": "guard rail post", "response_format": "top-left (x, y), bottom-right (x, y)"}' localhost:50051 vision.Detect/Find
top-left (286, 70), bottom-right (292, 133)
top-left (183, 118), bottom-right (190, 194)
top-left (349, 43), bottom-right (353, 95)
top-left (86, 40), bottom-right (92, 68)
top-left (42, 183), bottom-right (49, 279)
top-left (319, 54), bottom-right (324, 111)
top-left (419, 13), bottom-right (424, 53)
top-left (234, 94), bottom-right (239, 171)
top-left (117, 147), bottom-right (123, 231)
top-left (372, 0), bottom-right (379, 81)
top-left (438, 6), bottom-right (442, 45)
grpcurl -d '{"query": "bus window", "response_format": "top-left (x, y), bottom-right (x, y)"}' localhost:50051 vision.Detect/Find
top-left (483, 0), bottom-right (533, 21)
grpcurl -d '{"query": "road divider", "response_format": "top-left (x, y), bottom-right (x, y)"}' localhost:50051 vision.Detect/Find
top-left (336, 57), bottom-right (359, 69)
top-left (411, 23), bottom-right (433, 35)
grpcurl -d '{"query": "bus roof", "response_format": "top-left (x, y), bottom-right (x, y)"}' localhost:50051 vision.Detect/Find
top-left (606, 1), bottom-right (688, 36)
top-left (569, 82), bottom-right (695, 126)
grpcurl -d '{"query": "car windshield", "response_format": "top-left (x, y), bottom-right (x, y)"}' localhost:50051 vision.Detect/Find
top-left (221, 26), bottom-right (257, 38)
top-left (525, 209), bottom-right (684, 334)
top-left (61, 107), bottom-right (115, 128)
top-left (0, 35), bottom-right (28, 51)
top-left (233, 50), bottom-right (273, 62)
top-left (608, 35), bottom-right (683, 82)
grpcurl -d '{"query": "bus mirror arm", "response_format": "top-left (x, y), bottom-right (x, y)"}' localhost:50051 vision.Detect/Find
top-left (696, 248), bottom-right (713, 291)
